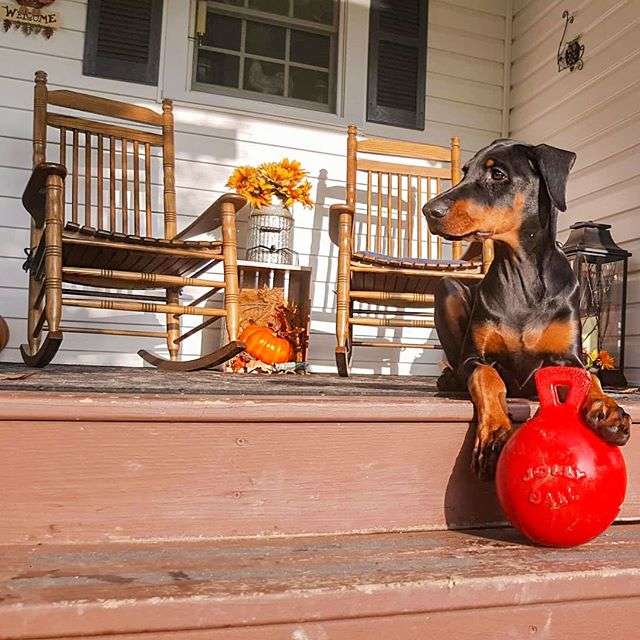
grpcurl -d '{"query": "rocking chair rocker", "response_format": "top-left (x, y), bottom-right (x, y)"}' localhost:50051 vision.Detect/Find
top-left (21, 71), bottom-right (246, 370)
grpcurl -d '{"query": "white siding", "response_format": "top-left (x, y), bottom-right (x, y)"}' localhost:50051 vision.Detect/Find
top-left (510, 0), bottom-right (640, 383)
top-left (0, 0), bottom-right (509, 373)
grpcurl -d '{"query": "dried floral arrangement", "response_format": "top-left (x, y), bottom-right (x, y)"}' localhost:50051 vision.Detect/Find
top-left (226, 158), bottom-right (314, 210)
top-left (231, 287), bottom-right (308, 374)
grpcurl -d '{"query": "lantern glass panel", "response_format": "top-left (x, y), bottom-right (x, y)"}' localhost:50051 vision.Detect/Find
top-left (573, 253), bottom-right (625, 372)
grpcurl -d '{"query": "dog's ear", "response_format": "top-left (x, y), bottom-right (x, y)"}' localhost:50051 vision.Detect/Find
top-left (531, 144), bottom-right (576, 212)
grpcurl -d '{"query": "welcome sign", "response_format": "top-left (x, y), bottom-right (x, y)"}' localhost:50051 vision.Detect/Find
top-left (2, 0), bottom-right (59, 38)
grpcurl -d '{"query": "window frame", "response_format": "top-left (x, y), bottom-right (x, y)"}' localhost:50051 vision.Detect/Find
top-left (191, 1), bottom-right (341, 113)
top-left (164, 1), bottom-right (430, 142)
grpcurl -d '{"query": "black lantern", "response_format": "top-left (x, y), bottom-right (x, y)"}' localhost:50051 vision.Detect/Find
top-left (562, 222), bottom-right (631, 388)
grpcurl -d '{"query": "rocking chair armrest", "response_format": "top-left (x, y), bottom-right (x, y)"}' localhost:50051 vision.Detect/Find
top-left (174, 193), bottom-right (247, 241)
top-left (329, 203), bottom-right (355, 246)
top-left (22, 162), bottom-right (67, 227)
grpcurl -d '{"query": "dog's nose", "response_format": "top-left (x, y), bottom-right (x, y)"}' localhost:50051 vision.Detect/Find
top-left (424, 202), bottom-right (448, 219)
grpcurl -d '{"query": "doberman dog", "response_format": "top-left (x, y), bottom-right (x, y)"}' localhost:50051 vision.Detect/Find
top-left (424, 139), bottom-right (631, 480)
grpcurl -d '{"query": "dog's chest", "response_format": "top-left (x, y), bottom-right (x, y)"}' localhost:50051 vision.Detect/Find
top-left (472, 320), bottom-right (577, 358)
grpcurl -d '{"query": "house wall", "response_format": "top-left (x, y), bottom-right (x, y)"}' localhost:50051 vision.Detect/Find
top-left (0, 0), bottom-right (509, 373)
top-left (510, 0), bottom-right (640, 383)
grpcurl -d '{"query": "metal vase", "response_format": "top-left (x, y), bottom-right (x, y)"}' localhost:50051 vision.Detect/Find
top-left (246, 203), bottom-right (297, 265)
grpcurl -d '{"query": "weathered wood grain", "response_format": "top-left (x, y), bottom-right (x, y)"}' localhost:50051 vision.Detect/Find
top-left (0, 383), bottom-right (638, 543)
top-left (1, 525), bottom-right (640, 638)
top-left (31, 600), bottom-right (640, 640)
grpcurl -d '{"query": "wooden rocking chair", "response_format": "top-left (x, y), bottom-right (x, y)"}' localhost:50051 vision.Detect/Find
top-left (21, 71), bottom-right (246, 370)
top-left (331, 126), bottom-right (493, 376)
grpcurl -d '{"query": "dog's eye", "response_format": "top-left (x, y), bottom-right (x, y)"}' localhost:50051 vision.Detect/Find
top-left (490, 167), bottom-right (507, 181)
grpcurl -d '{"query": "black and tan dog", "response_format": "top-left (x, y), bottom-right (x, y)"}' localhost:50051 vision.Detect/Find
top-left (424, 139), bottom-right (631, 480)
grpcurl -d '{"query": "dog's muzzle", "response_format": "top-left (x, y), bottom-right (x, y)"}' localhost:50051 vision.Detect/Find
top-left (423, 201), bottom-right (448, 220)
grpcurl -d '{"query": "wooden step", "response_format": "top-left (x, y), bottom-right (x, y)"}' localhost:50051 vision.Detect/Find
top-left (2, 524), bottom-right (640, 639)
top-left (1, 386), bottom-right (639, 544)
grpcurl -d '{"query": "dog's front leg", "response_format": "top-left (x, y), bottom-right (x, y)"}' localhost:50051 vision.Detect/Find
top-left (467, 363), bottom-right (513, 480)
top-left (582, 373), bottom-right (631, 445)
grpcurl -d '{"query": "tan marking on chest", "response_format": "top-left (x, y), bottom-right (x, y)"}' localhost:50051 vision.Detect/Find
top-left (473, 320), bottom-right (576, 357)
top-left (472, 323), bottom-right (520, 357)
top-left (523, 320), bottom-right (577, 355)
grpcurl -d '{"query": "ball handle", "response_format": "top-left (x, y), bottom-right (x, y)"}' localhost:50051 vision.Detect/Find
top-left (534, 366), bottom-right (592, 412)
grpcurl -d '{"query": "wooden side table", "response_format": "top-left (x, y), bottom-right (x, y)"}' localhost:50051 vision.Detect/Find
top-left (236, 260), bottom-right (312, 363)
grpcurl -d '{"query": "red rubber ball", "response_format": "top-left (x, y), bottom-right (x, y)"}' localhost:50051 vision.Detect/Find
top-left (496, 367), bottom-right (626, 547)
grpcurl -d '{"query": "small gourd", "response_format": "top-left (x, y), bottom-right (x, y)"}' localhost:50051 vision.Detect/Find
top-left (239, 324), bottom-right (294, 365)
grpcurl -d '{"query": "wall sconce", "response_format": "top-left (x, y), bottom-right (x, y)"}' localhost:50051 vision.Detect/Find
top-left (558, 10), bottom-right (585, 72)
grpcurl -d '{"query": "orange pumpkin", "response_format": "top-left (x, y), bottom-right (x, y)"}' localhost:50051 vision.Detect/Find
top-left (239, 324), bottom-right (294, 365)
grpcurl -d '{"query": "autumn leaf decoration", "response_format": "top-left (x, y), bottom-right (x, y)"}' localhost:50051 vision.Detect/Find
top-left (227, 158), bottom-right (314, 210)
top-left (584, 349), bottom-right (616, 370)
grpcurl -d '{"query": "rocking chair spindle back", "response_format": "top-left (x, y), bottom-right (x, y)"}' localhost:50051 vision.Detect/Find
top-left (331, 125), bottom-right (493, 376)
top-left (44, 95), bottom-right (165, 238)
top-left (21, 71), bottom-right (247, 370)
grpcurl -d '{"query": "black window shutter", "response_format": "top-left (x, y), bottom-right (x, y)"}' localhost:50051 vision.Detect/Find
top-left (83, 0), bottom-right (164, 86)
top-left (366, 0), bottom-right (428, 130)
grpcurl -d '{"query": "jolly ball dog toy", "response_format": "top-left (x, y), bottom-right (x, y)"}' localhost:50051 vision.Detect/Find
top-left (496, 366), bottom-right (626, 547)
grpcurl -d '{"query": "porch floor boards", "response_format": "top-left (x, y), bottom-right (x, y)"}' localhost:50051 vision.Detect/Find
top-left (2, 524), bottom-right (640, 639)
top-left (2, 364), bottom-right (640, 638)
top-left (0, 363), bottom-right (448, 397)
top-left (0, 362), bottom-right (638, 399)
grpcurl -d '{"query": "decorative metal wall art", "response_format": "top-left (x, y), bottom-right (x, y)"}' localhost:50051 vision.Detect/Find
top-left (1, 0), bottom-right (59, 38)
top-left (557, 10), bottom-right (584, 72)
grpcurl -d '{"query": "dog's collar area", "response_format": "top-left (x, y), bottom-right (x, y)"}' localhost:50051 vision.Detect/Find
top-left (443, 231), bottom-right (493, 241)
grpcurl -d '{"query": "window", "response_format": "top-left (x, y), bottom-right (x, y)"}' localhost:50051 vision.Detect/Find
top-left (83, 0), bottom-right (164, 85)
top-left (193, 1), bottom-right (339, 112)
top-left (367, 0), bottom-right (428, 130)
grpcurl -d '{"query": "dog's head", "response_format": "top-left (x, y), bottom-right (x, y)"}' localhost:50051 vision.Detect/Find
top-left (423, 139), bottom-right (576, 247)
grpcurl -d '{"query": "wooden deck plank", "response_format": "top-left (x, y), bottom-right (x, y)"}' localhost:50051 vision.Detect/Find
top-left (1, 525), bottom-right (640, 638)
top-left (1, 411), bottom-right (639, 543)
top-left (0, 390), bottom-right (533, 423)
top-left (33, 599), bottom-right (640, 640)
top-left (0, 363), bottom-right (638, 401)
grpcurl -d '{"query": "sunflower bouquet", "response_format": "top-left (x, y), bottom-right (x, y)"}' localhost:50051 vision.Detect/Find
top-left (227, 159), bottom-right (314, 210)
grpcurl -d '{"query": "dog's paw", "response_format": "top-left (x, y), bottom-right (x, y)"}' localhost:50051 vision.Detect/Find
top-left (583, 396), bottom-right (631, 446)
top-left (472, 414), bottom-right (513, 481)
